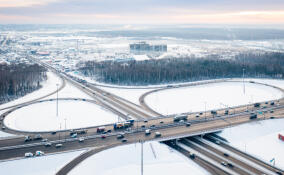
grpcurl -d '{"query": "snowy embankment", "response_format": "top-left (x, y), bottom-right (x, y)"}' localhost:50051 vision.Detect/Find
top-left (0, 150), bottom-right (86, 175)
top-left (219, 119), bottom-right (284, 169)
top-left (0, 72), bottom-right (62, 110)
top-left (68, 142), bottom-right (209, 175)
top-left (4, 100), bottom-right (120, 132)
top-left (144, 81), bottom-right (283, 115)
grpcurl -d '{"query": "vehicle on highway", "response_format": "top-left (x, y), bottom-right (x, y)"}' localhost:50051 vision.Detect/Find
top-left (51, 131), bottom-right (57, 135)
top-left (221, 161), bottom-right (227, 166)
top-left (270, 101), bottom-right (275, 105)
top-left (78, 137), bottom-right (85, 142)
top-left (160, 121), bottom-right (164, 124)
top-left (101, 134), bottom-right (106, 139)
top-left (71, 133), bottom-right (77, 138)
top-left (254, 103), bottom-right (261, 107)
top-left (173, 114), bottom-right (188, 122)
top-left (24, 136), bottom-right (32, 142)
top-left (45, 142), bottom-right (52, 147)
top-left (145, 129), bottom-right (151, 135)
top-left (155, 132), bottom-right (161, 137)
top-left (211, 110), bottom-right (217, 115)
top-left (223, 153), bottom-right (229, 157)
top-left (33, 134), bottom-right (43, 140)
top-left (141, 125), bottom-right (145, 128)
top-left (117, 134), bottom-right (124, 139)
top-left (2, 126), bottom-right (5, 130)
top-left (186, 122), bottom-right (191, 127)
top-left (189, 153), bottom-right (195, 159)
top-left (41, 138), bottom-right (48, 142)
top-left (121, 139), bottom-right (127, 143)
top-left (35, 151), bottom-right (44, 156)
top-left (97, 126), bottom-right (105, 133)
top-left (144, 120), bottom-right (148, 123)
top-left (24, 152), bottom-right (33, 158)
top-left (195, 115), bottom-right (199, 118)
top-left (55, 143), bottom-right (63, 148)
top-left (227, 162), bottom-right (234, 168)
top-left (250, 113), bottom-right (257, 119)
top-left (150, 124), bottom-right (156, 128)
top-left (107, 129), bottom-right (112, 133)
top-left (225, 110), bottom-right (229, 115)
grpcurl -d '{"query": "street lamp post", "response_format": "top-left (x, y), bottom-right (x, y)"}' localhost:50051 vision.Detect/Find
top-left (56, 83), bottom-right (59, 117)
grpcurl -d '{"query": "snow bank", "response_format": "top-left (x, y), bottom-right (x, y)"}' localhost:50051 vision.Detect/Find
top-left (69, 141), bottom-right (209, 175)
top-left (4, 100), bottom-right (120, 132)
top-left (0, 150), bottom-right (86, 175)
top-left (144, 82), bottom-right (283, 115)
top-left (219, 119), bottom-right (284, 169)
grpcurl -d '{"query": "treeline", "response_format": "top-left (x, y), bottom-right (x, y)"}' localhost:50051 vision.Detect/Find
top-left (0, 63), bottom-right (47, 104)
top-left (77, 52), bottom-right (284, 85)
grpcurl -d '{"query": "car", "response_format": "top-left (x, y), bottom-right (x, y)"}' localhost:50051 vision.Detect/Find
top-left (215, 140), bottom-right (220, 145)
top-left (155, 132), bottom-right (161, 137)
top-left (2, 126), bottom-right (5, 130)
top-left (223, 153), bottom-right (229, 157)
top-left (145, 129), bottom-right (151, 135)
top-left (160, 121), bottom-right (164, 124)
top-left (71, 133), bottom-right (77, 138)
top-left (189, 153), bottom-right (195, 159)
top-left (186, 122), bottom-right (191, 127)
top-left (101, 135), bottom-right (106, 139)
top-left (121, 139), bottom-right (127, 143)
top-left (45, 142), bottom-right (52, 147)
top-left (195, 115), bottom-right (199, 118)
top-left (227, 163), bottom-right (234, 168)
top-left (107, 129), bottom-right (112, 133)
top-left (117, 134), bottom-right (124, 139)
top-left (78, 137), bottom-right (85, 142)
top-left (199, 112), bottom-right (203, 115)
top-left (141, 125), bottom-right (145, 128)
top-left (270, 110), bottom-right (274, 113)
top-left (144, 120), bottom-right (148, 123)
top-left (221, 162), bottom-right (227, 166)
top-left (150, 125), bottom-right (156, 128)
top-left (102, 131), bottom-right (107, 134)
top-left (25, 152), bottom-right (33, 158)
top-left (35, 151), bottom-right (44, 156)
top-left (41, 139), bottom-right (48, 142)
top-left (270, 102), bottom-right (275, 106)
top-left (34, 134), bottom-right (42, 140)
top-left (179, 120), bottom-right (185, 123)
top-left (24, 136), bottom-right (32, 142)
top-left (51, 131), bottom-right (57, 135)
top-left (276, 171), bottom-right (283, 175)
top-left (55, 144), bottom-right (63, 148)
top-left (270, 116), bottom-right (275, 119)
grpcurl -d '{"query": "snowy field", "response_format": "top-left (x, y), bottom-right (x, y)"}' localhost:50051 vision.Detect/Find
top-left (0, 150), bottom-right (86, 175)
top-left (144, 82), bottom-right (283, 115)
top-left (4, 100), bottom-right (120, 132)
top-left (69, 141), bottom-right (209, 175)
top-left (219, 118), bottom-right (284, 169)
top-left (0, 72), bottom-right (62, 110)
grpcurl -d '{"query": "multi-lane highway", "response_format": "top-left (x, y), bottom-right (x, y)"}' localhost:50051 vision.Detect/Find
top-left (0, 57), bottom-right (284, 175)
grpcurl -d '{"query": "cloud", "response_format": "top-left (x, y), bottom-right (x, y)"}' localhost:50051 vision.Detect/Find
top-left (0, 0), bottom-right (284, 24)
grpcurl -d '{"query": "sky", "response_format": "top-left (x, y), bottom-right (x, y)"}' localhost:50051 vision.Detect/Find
top-left (0, 0), bottom-right (284, 25)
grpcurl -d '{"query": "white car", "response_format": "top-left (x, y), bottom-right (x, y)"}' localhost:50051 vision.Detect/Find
top-left (78, 137), bottom-right (85, 142)
top-left (25, 152), bottom-right (33, 157)
top-left (35, 151), bottom-right (44, 156)
top-left (55, 143), bottom-right (63, 148)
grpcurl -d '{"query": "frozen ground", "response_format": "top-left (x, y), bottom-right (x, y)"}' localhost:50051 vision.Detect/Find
top-left (4, 100), bottom-right (121, 132)
top-left (43, 80), bottom-right (93, 100)
top-left (144, 82), bottom-right (283, 115)
top-left (0, 150), bottom-right (86, 175)
top-left (219, 118), bottom-right (284, 169)
top-left (0, 130), bottom-right (14, 138)
top-left (69, 141), bottom-right (209, 175)
top-left (0, 72), bottom-right (62, 110)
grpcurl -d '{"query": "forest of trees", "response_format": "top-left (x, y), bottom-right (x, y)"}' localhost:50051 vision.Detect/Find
top-left (77, 52), bottom-right (284, 86)
top-left (0, 63), bottom-right (47, 104)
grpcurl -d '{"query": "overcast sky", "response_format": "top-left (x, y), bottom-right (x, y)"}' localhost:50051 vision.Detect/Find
top-left (1, 0), bottom-right (284, 25)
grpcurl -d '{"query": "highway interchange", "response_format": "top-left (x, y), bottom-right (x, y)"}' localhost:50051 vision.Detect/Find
top-left (0, 57), bottom-right (284, 175)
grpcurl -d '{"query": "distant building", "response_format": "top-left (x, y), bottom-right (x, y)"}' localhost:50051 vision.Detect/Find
top-left (129, 42), bottom-right (167, 53)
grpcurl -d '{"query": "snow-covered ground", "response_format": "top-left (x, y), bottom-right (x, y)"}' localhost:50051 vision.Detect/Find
top-left (4, 100), bottom-right (120, 132)
top-left (144, 82), bottom-right (283, 115)
top-left (68, 141), bottom-right (209, 175)
top-left (219, 118), bottom-right (284, 169)
top-left (0, 150), bottom-right (86, 175)
top-left (0, 72), bottom-right (62, 110)
top-left (0, 130), bottom-right (14, 138)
